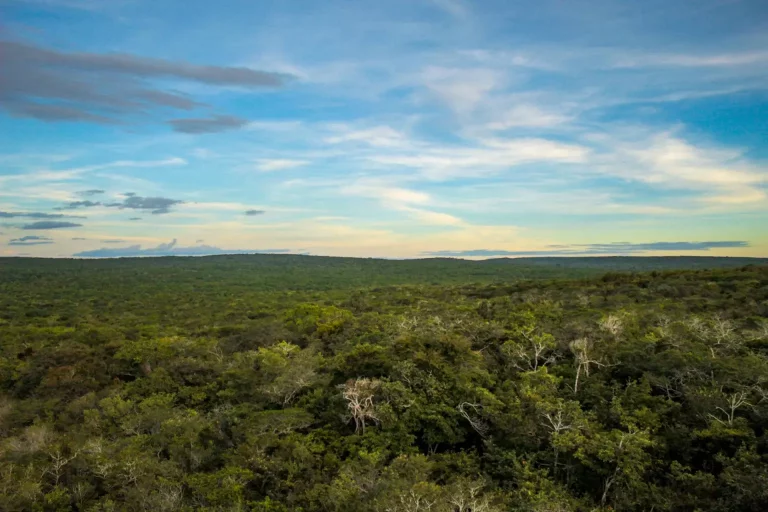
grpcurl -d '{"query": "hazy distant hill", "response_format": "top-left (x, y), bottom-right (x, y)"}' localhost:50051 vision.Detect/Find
top-left (480, 255), bottom-right (768, 270)
top-left (2, 254), bottom-right (766, 292)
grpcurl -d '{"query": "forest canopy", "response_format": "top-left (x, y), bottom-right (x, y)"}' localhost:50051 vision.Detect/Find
top-left (0, 256), bottom-right (767, 511)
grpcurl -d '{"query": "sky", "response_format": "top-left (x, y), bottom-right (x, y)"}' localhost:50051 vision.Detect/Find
top-left (1, 0), bottom-right (767, 259)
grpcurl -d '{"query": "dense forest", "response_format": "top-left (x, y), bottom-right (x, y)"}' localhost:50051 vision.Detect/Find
top-left (1, 256), bottom-right (767, 511)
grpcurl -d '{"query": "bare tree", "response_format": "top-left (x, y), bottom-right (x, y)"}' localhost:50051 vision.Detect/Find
top-left (342, 378), bottom-right (381, 434)
top-left (708, 391), bottom-right (751, 426)
top-left (600, 428), bottom-right (649, 508)
top-left (44, 446), bottom-right (80, 485)
top-left (569, 338), bottom-right (613, 393)
top-left (599, 314), bottom-right (624, 338)
top-left (457, 402), bottom-right (489, 437)
top-left (747, 320), bottom-right (768, 342)
top-left (540, 401), bottom-right (582, 476)
top-left (395, 316), bottom-right (419, 333)
top-left (502, 328), bottom-right (557, 371)
top-left (71, 481), bottom-right (95, 509)
top-left (8, 424), bottom-right (52, 454)
top-left (153, 479), bottom-right (184, 512)
top-left (446, 479), bottom-right (500, 512)
top-left (686, 315), bottom-right (741, 359)
top-left (385, 489), bottom-right (437, 512)
top-left (121, 457), bottom-right (145, 487)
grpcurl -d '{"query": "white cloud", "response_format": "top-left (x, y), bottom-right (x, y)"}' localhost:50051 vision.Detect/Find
top-left (378, 187), bottom-right (431, 205)
top-left (245, 120), bottom-right (304, 131)
top-left (254, 159), bottom-right (309, 172)
top-left (401, 206), bottom-right (464, 226)
top-left (0, 185), bottom-right (79, 202)
top-left (441, 186), bottom-right (682, 216)
top-left (369, 137), bottom-right (589, 179)
top-left (428, 0), bottom-right (468, 18)
top-left (341, 179), bottom-right (464, 226)
top-left (590, 131), bottom-right (767, 205)
top-left (422, 66), bottom-right (501, 114)
top-left (0, 157), bottom-right (185, 202)
top-left (66, 157), bottom-right (187, 174)
top-left (485, 104), bottom-right (571, 130)
top-left (342, 180), bottom-right (431, 206)
top-left (192, 148), bottom-right (214, 159)
top-left (325, 125), bottom-right (409, 148)
top-left (613, 51), bottom-right (768, 68)
top-left (702, 188), bottom-right (767, 205)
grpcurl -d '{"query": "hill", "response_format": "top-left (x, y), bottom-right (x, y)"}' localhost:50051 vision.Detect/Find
top-left (1, 254), bottom-right (766, 293)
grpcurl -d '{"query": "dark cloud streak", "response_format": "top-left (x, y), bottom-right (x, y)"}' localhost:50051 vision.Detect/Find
top-left (9, 241), bottom-right (54, 246)
top-left (22, 221), bottom-right (83, 230)
top-left (5, 102), bottom-right (118, 124)
top-left (9, 235), bottom-right (54, 245)
top-left (0, 211), bottom-right (84, 219)
top-left (4, 41), bottom-right (291, 86)
top-left (54, 200), bottom-right (101, 210)
top-left (77, 189), bottom-right (105, 197)
top-left (105, 194), bottom-right (183, 214)
top-left (13, 236), bottom-right (52, 242)
top-left (0, 40), bottom-right (292, 125)
top-left (169, 115), bottom-right (249, 134)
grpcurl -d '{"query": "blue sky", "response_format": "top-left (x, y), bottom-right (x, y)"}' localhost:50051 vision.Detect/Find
top-left (1, 0), bottom-right (767, 258)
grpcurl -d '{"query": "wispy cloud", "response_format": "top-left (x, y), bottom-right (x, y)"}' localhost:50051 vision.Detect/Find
top-left (401, 207), bottom-right (464, 226)
top-left (325, 126), bottom-right (409, 148)
top-left (343, 180), bottom-right (431, 206)
top-left (484, 104), bottom-right (572, 130)
top-left (589, 130), bottom-right (768, 205)
top-left (427, 0), bottom-right (468, 18)
top-left (612, 51), bottom-right (768, 69)
top-left (422, 66), bottom-right (501, 115)
top-left (367, 137), bottom-right (589, 180)
top-left (342, 179), bottom-right (465, 226)
top-left (254, 159), bottom-right (308, 171)
top-left (0, 158), bottom-right (186, 196)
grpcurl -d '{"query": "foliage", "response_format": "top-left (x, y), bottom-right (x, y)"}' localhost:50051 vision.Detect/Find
top-left (0, 256), bottom-right (767, 510)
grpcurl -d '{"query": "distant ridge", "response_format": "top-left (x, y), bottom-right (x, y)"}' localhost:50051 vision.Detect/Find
top-left (2, 253), bottom-right (765, 292)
